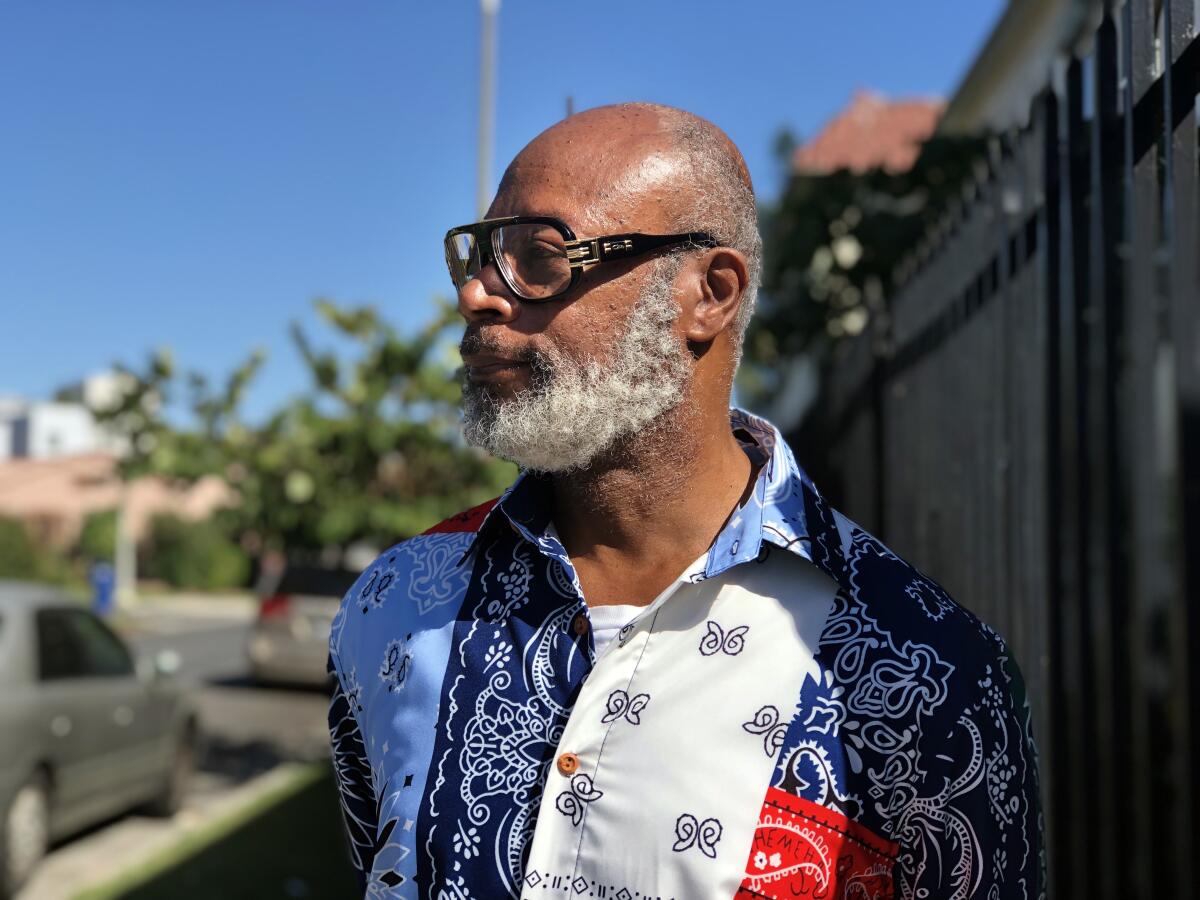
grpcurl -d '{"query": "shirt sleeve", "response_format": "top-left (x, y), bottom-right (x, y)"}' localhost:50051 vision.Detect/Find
top-left (897, 632), bottom-right (1045, 900)
top-left (327, 648), bottom-right (379, 897)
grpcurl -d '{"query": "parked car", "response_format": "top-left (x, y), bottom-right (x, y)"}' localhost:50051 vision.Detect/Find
top-left (0, 580), bottom-right (199, 899)
top-left (247, 565), bottom-right (358, 688)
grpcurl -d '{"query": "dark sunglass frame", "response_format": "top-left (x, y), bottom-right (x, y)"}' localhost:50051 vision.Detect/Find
top-left (444, 215), bottom-right (717, 302)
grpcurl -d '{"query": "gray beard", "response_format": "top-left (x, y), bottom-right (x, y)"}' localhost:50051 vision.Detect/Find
top-left (461, 257), bottom-right (693, 473)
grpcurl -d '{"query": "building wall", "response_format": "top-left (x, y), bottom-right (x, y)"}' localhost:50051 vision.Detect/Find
top-left (940, 0), bottom-right (1100, 135)
top-left (0, 453), bottom-right (236, 548)
top-left (22, 403), bottom-right (98, 459)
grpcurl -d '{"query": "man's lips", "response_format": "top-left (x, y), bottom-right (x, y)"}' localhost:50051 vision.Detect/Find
top-left (462, 354), bottom-right (531, 381)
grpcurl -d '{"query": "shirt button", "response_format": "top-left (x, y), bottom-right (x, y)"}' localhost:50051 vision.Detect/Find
top-left (571, 613), bottom-right (589, 636)
top-left (556, 752), bottom-right (579, 776)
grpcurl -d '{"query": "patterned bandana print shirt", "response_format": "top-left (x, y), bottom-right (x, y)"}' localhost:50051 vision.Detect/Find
top-left (327, 409), bottom-right (1044, 900)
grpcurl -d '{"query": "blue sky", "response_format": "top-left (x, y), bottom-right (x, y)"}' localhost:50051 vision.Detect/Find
top-left (0, 0), bottom-right (1004, 423)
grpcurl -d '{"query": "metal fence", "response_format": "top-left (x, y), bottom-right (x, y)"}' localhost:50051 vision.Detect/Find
top-left (800, 2), bottom-right (1199, 897)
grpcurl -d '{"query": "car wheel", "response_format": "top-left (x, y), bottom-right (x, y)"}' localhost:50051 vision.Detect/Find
top-left (1, 772), bottom-right (49, 900)
top-left (143, 729), bottom-right (195, 818)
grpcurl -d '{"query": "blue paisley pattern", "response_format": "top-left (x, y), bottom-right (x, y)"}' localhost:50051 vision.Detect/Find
top-left (327, 408), bottom-right (1043, 899)
top-left (418, 532), bottom-right (589, 897)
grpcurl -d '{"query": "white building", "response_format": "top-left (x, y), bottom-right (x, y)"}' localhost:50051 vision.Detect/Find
top-left (0, 397), bottom-right (23, 460)
top-left (0, 371), bottom-right (133, 461)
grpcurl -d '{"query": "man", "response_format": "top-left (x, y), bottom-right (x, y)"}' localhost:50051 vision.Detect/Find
top-left (327, 103), bottom-right (1042, 899)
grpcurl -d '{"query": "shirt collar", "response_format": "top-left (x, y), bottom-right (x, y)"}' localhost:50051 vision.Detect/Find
top-left (463, 408), bottom-right (848, 587)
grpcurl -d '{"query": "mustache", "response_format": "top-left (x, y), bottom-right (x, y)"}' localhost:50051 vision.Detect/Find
top-left (459, 329), bottom-right (539, 366)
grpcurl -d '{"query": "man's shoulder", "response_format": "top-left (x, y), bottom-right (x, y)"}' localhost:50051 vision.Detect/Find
top-left (826, 508), bottom-right (1014, 680)
top-left (330, 497), bottom-right (500, 650)
top-left (806, 515), bottom-right (1041, 898)
top-left (354, 496), bottom-right (499, 582)
top-left (357, 495), bottom-right (499, 591)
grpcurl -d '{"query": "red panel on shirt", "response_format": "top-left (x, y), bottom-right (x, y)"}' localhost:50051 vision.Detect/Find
top-left (736, 788), bottom-right (898, 899)
top-left (421, 498), bottom-right (499, 535)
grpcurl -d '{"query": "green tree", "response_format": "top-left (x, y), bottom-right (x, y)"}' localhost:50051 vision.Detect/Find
top-left (78, 508), bottom-right (118, 563)
top-left (94, 298), bottom-right (514, 561)
top-left (0, 517), bottom-right (44, 580)
top-left (744, 133), bottom-right (988, 396)
top-left (0, 517), bottom-right (72, 583)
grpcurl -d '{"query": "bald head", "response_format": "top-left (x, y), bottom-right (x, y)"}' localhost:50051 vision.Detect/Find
top-left (494, 103), bottom-right (762, 349)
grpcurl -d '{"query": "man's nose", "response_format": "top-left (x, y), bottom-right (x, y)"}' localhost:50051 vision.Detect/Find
top-left (457, 265), bottom-right (519, 324)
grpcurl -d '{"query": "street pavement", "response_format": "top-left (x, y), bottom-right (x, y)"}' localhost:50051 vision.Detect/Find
top-left (18, 597), bottom-right (335, 900)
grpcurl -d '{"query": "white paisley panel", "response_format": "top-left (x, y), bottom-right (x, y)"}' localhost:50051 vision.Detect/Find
top-left (521, 550), bottom-right (838, 899)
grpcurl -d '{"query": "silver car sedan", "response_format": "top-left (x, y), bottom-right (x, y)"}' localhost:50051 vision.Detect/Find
top-left (0, 580), bottom-right (199, 899)
top-left (247, 565), bottom-right (358, 688)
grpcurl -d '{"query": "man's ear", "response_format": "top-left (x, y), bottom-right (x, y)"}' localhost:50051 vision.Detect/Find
top-left (682, 248), bottom-right (749, 344)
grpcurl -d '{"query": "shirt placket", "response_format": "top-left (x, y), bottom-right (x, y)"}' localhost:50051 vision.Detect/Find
top-left (521, 554), bottom-right (708, 897)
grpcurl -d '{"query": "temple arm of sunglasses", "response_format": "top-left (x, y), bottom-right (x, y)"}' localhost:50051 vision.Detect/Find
top-left (564, 232), bottom-right (716, 267)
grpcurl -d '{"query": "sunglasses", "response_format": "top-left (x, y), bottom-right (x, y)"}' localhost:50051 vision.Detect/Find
top-left (444, 215), bottom-right (716, 302)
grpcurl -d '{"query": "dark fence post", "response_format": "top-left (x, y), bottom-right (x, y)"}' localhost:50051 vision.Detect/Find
top-left (1162, 1), bottom-right (1199, 892)
top-left (1085, 14), bottom-right (1129, 899)
top-left (1062, 52), bottom-right (1097, 900)
top-left (1166, 0), bottom-right (1200, 893)
top-left (1039, 85), bottom-right (1070, 900)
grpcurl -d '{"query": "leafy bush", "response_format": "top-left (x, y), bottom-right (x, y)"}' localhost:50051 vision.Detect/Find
top-left (79, 508), bottom-right (118, 563)
top-left (0, 516), bottom-right (75, 584)
top-left (751, 133), bottom-right (989, 360)
top-left (0, 517), bottom-right (44, 579)
top-left (143, 513), bottom-right (250, 591)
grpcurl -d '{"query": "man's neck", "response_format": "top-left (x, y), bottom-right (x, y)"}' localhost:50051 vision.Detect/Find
top-left (549, 403), bottom-right (754, 606)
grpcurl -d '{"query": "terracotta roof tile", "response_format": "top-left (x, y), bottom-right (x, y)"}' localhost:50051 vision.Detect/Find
top-left (792, 90), bottom-right (945, 176)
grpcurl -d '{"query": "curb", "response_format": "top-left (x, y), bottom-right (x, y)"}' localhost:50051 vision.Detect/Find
top-left (18, 763), bottom-right (327, 900)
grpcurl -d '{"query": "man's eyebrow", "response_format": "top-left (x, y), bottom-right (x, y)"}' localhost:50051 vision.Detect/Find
top-left (509, 208), bottom-right (575, 226)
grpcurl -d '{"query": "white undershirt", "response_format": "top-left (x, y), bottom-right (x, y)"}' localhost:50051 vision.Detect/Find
top-left (586, 603), bottom-right (642, 658)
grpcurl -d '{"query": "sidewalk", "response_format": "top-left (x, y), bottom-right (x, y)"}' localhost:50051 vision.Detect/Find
top-left (124, 591), bottom-right (258, 619)
top-left (108, 592), bottom-right (258, 638)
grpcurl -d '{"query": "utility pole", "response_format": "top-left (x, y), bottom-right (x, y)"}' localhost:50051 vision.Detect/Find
top-left (114, 481), bottom-right (137, 609)
top-left (477, 0), bottom-right (499, 218)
